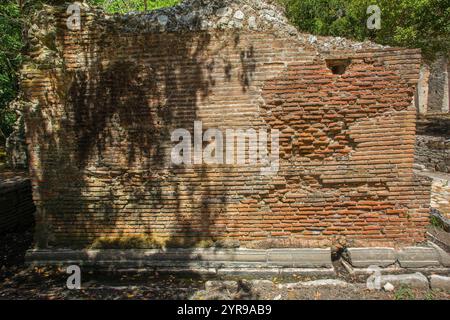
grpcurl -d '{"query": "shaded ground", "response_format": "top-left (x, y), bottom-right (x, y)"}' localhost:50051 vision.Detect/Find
top-left (0, 267), bottom-right (203, 300)
top-left (0, 226), bottom-right (34, 268)
top-left (0, 266), bottom-right (449, 300)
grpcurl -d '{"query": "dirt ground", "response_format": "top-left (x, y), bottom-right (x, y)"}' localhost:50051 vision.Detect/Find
top-left (0, 266), bottom-right (449, 300)
top-left (0, 226), bottom-right (34, 268)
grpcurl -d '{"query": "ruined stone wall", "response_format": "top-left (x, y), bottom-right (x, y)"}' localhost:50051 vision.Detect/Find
top-left (416, 135), bottom-right (450, 173)
top-left (21, 1), bottom-right (430, 248)
top-left (415, 116), bottom-right (450, 173)
top-left (416, 55), bottom-right (449, 115)
top-left (0, 177), bottom-right (35, 234)
top-left (427, 56), bottom-right (449, 114)
top-left (431, 178), bottom-right (450, 220)
top-left (414, 54), bottom-right (450, 174)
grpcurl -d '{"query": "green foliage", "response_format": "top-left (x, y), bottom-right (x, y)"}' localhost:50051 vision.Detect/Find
top-left (280, 0), bottom-right (450, 58)
top-left (430, 215), bottom-right (445, 229)
top-left (394, 285), bottom-right (415, 300)
top-left (0, 1), bottom-right (22, 141)
top-left (88, 0), bottom-right (181, 14)
top-left (425, 290), bottom-right (436, 300)
top-left (0, 0), bottom-right (181, 144)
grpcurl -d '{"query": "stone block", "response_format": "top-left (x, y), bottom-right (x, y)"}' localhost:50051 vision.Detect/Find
top-left (267, 248), bottom-right (332, 268)
top-left (379, 273), bottom-right (429, 290)
top-left (347, 247), bottom-right (396, 267)
top-left (197, 249), bottom-right (267, 262)
top-left (428, 242), bottom-right (450, 267)
top-left (397, 247), bottom-right (441, 268)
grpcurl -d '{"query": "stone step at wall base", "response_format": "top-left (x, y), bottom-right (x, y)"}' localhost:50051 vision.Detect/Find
top-left (345, 243), bottom-right (450, 269)
top-left (25, 245), bottom-right (450, 276)
top-left (25, 248), bottom-right (335, 276)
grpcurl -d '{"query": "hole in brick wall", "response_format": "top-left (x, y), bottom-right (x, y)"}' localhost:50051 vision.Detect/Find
top-left (326, 59), bottom-right (351, 75)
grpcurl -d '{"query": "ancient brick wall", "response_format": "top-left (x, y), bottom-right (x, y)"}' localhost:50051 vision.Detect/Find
top-left (21, 1), bottom-right (430, 248)
top-left (0, 176), bottom-right (35, 234)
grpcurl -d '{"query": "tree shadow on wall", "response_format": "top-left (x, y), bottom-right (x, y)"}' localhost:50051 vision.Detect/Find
top-left (31, 29), bottom-right (255, 259)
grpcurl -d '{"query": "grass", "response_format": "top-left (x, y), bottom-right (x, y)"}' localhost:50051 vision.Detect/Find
top-left (394, 286), bottom-right (415, 300)
top-left (430, 215), bottom-right (446, 230)
top-left (425, 291), bottom-right (436, 300)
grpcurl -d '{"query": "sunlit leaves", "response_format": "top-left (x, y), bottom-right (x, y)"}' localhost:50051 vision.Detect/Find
top-left (89, 0), bottom-right (181, 14)
top-left (280, 0), bottom-right (450, 58)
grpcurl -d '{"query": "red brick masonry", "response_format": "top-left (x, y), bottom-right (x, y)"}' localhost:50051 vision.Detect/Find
top-left (21, 6), bottom-right (431, 248)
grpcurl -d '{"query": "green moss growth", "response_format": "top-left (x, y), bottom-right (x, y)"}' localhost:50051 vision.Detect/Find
top-left (430, 215), bottom-right (445, 230)
top-left (90, 235), bottom-right (163, 249)
top-left (90, 235), bottom-right (216, 249)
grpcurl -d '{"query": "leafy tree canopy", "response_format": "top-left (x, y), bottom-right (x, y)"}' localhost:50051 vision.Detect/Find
top-left (281, 0), bottom-right (449, 58)
top-left (0, 0), bottom-right (179, 142)
top-left (0, 1), bottom-right (22, 141)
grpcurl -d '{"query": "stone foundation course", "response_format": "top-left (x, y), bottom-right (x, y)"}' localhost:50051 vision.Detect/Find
top-left (26, 243), bottom-right (450, 276)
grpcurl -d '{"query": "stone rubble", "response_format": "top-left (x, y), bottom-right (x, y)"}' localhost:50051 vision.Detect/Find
top-left (378, 273), bottom-right (429, 290)
top-left (383, 282), bottom-right (395, 292)
top-left (83, 0), bottom-right (389, 55)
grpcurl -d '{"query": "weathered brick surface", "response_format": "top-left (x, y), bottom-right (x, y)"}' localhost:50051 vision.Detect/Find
top-left (21, 1), bottom-right (430, 248)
